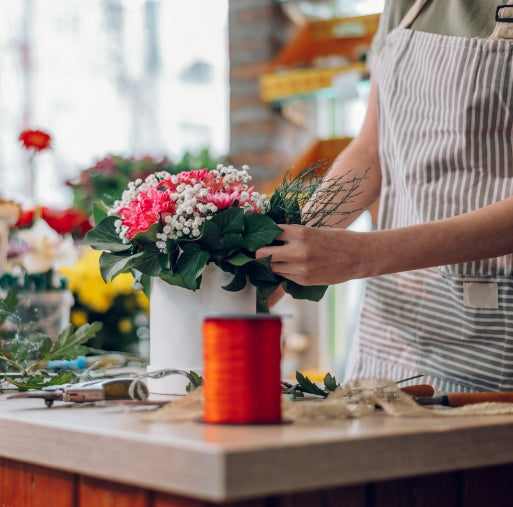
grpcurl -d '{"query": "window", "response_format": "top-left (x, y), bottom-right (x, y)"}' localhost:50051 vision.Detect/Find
top-left (0, 0), bottom-right (228, 207)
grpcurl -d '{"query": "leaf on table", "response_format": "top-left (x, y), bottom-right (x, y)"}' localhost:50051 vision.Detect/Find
top-left (295, 371), bottom-right (328, 397)
top-left (5, 371), bottom-right (76, 391)
top-left (324, 372), bottom-right (338, 392)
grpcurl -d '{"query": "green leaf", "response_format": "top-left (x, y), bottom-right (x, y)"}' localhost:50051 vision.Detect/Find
top-left (219, 233), bottom-right (246, 252)
top-left (222, 268), bottom-right (247, 292)
top-left (100, 251), bottom-right (145, 282)
top-left (132, 221), bottom-right (160, 244)
top-left (176, 244), bottom-right (211, 290)
top-left (243, 213), bottom-right (283, 251)
top-left (283, 280), bottom-right (328, 302)
top-left (256, 288), bottom-right (272, 313)
top-left (0, 287), bottom-right (19, 326)
top-left (185, 370), bottom-right (203, 392)
top-left (296, 371), bottom-right (328, 397)
top-left (246, 258), bottom-right (279, 285)
top-left (209, 207), bottom-right (244, 235)
top-left (92, 201), bottom-right (109, 224)
top-left (324, 372), bottom-right (338, 392)
top-left (160, 241), bottom-right (179, 271)
top-left (82, 216), bottom-right (131, 252)
top-left (44, 322), bottom-right (103, 361)
top-left (158, 270), bottom-right (189, 289)
top-left (226, 252), bottom-right (254, 267)
top-left (6, 372), bottom-right (76, 391)
top-left (37, 337), bottom-right (54, 358)
top-left (267, 191), bottom-right (302, 225)
top-left (129, 246), bottom-right (163, 276)
top-left (199, 220), bottom-right (221, 250)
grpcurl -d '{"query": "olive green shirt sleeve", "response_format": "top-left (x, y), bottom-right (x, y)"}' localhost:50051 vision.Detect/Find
top-left (371, 0), bottom-right (499, 58)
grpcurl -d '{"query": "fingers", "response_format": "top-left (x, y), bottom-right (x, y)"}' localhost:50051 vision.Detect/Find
top-left (256, 224), bottom-right (301, 260)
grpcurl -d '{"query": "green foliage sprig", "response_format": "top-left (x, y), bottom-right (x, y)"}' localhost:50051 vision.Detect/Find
top-left (281, 371), bottom-right (425, 399)
top-left (267, 162), bottom-right (369, 228)
top-left (0, 287), bottom-right (102, 391)
top-left (282, 371), bottom-right (338, 399)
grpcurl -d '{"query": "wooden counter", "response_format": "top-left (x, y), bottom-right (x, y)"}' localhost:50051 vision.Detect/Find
top-left (1, 393), bottom-right (513, 506)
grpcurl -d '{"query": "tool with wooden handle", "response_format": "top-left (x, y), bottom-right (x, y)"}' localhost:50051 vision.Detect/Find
top-left (414, 391), bottom-right (513, 407)
top-left (399, 384), bottom-right (435, 398)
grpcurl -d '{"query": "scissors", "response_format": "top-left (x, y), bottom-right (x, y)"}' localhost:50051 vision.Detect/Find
top-left (7, 377), bottom-right (149, 407)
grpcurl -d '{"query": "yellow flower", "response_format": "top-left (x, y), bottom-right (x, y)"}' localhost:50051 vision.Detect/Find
top-left (118, 318), bottom-right (132, 334)
top-left (298, 370), bottom-right (329, 383)
top-left (70, 309), bottom-right (89, 328)
top-left (60, 246), bottom-right (144, 313)
top-left (136, 290), bottom-right (150, 310)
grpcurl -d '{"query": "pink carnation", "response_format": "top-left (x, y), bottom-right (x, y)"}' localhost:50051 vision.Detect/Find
top-left (202, 190), bottom-right (240, 210)
top-left (177, 168), bottom-right (212, 186)
top-left (119, 186), bottom-right (176, 239)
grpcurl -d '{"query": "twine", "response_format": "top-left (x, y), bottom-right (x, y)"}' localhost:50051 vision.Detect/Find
top-left (147, 377), bottom-right (513, 424)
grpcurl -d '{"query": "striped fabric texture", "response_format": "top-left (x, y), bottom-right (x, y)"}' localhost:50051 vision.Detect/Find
top-left (348, 26), bottom-right (513, 392)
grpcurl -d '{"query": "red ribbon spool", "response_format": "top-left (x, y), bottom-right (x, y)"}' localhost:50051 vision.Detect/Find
top-left (202, 315), bottom-right (282, 424)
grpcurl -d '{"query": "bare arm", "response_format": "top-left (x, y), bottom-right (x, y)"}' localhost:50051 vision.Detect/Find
top-left (257, 196), bottom-right (513, 286)
top-left (302, 65), bottom-right (382, 228)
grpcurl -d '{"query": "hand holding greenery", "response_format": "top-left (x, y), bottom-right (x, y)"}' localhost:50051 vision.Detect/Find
top-left (83, 162), bottom-right (367, 311)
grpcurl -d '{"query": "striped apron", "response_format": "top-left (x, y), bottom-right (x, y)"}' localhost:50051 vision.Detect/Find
top-left (346, 0), bottom-right (513, 392)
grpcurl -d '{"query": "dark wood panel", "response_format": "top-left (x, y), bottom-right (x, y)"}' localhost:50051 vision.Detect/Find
top-left (273, 485), bottom-right (366, 507)
top-left (461, 463), bottom-right (513, 507)
top-left (78, 476), bottom-right (149, 507)
top-left (152, 491), bottom-right (216, 507)
top-left (370, 471), bottom-right (459, 507)
top-left (153, 492), bottom-right (269, 507)
top-left (0, 457), bottom-right (76, 507)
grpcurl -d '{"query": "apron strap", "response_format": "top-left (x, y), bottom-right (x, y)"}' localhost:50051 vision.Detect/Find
top-left (398, 0), bottom-right (431, 29)
top-left (490, 1), bottom-right (513, 40)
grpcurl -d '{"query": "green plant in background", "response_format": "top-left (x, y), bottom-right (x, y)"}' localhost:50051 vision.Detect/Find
top-left (66, 148), bottom-right (222, 213)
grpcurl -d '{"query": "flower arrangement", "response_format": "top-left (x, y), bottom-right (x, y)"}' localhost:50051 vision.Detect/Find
top-left (84, 161), bottom-right (366, 311)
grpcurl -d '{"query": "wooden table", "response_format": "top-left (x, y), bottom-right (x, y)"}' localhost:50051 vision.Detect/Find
top-left (1, 394), bottom-right (513, 506)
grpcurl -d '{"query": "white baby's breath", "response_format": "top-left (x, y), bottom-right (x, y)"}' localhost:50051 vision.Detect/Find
top-left (108, 164), bottom-right (268, 254)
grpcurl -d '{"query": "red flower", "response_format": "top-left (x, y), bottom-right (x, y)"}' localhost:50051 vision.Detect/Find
top-left (15, 209), bottom-right (35, 228)
top-left (18, 129), bottom-right (52, 152)
top-left (41, 207), bottom-right (92, 236)
top-left (14, 206), bottom-right (92, 238)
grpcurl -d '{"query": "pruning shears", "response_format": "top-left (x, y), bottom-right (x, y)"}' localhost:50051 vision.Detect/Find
top-left (7, 377), bottom-right (149, 407)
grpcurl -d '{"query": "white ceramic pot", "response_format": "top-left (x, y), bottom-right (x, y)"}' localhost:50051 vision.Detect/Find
top-left (147, 264), bottom-right (256, 394)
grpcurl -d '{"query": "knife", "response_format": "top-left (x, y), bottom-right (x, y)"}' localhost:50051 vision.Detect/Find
top-left (414, 391), bottom-right (513, 407)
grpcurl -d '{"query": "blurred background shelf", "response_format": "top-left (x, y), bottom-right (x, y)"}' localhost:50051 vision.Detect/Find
top-left (259, 13), bottom-right (379, 104)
